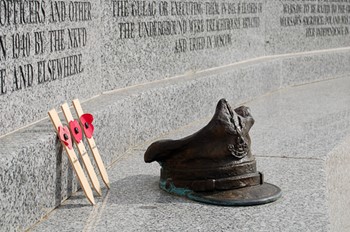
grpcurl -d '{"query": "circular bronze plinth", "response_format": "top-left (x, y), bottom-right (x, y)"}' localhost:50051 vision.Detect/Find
top-left (160, 179), bottom-right (281, 206)
top-left (187, 183), bottom-right (282, 206)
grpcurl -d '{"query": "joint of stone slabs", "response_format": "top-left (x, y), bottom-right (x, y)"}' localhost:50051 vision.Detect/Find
top-left (2, 48), bottom-right (350, 138)
top-left (290, 74), bottom-right (349, 88)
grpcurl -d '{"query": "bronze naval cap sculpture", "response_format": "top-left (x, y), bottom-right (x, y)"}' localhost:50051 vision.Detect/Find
top-left (144, 99), bottom-right (281, 206)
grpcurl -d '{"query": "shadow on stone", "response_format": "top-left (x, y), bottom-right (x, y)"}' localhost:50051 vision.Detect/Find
top-left (67, 163), bottom-right (74, 196)
top-left (52, 174), bottom-right (190, 210)
top-left (69, 194), bottom-right (90, 200)
top-left (54, 135), bottom-right (76, 207)
top-left (55, 136), bottom-right (63, 207)
top-left (106, 175), bottom-right (191, 205)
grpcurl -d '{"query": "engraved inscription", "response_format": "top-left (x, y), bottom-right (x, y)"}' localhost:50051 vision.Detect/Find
top-left (111, 0), bottom-right (263, 54)
top-left (0, 1), bottom-right (93, 96)
top-left (280, 0), bottom-right (350, 38)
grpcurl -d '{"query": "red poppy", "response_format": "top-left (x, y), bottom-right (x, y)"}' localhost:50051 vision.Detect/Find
top-left (58, 126), bottom-right (73, 149)
top-left (80, 113), bottom-right (94, 138)
top-left (69, 120), bottom-right (83, 143)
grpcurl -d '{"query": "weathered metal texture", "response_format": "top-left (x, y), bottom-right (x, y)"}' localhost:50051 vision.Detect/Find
top-left (144, 99), bottom-right (281, 206)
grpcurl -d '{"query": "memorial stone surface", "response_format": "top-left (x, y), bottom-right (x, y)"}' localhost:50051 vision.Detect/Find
top-left (0, 1), bottom-right (102, 136)
top-left (2, 0), bottom-right (350, 135)
top-left (102, 0), bottom-right (265, 90)
top-left (266, 0), bottom-right (350, 53)
top-left (1, 0), bottom-right (350, 230)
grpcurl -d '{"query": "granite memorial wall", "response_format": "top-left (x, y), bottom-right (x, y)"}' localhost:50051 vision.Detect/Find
top-left (1, 0), bottom-right (350, 230)
top-left (0, 0), bottom-right (102, 136)
top-left (266, 0), bottom-right (350, 53)
top-left (1, 0), bottom-right (350, 136)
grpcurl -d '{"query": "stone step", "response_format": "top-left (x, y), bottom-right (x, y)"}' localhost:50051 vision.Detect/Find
top-left (29, 76), bottom-right (350, 232)
top-left (1, 53), bottom-right (350, 230)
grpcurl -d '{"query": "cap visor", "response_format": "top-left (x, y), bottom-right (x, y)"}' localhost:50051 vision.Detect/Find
top-left (187, 183), bottom-right (282, 206)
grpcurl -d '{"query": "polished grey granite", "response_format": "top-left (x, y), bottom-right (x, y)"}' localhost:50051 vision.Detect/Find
top-left (101, 0), bottom-right (265, 91)
top-left (1, 62), bottom-right (349, 231)
top-left (0, 60), bottom-right (281, 231)
top-left (30, 156), bottom-right (328, 232)
top-left (30, 77), bottom-right (350, 232)
top-left (0, 0), bottom-right (103, 136)
top-left (2, 1), bottom-right (350, 229)
top-left (3, 0), bottom-right (350, 136)
top-left (265, 1), bottom-right (350, 54)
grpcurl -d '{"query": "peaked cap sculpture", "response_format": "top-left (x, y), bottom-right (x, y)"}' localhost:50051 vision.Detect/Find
top-left (144, 99), bottom-right (281, 206)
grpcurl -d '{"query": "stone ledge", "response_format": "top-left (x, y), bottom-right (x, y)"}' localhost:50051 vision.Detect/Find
top-left (30, 77), bottom-right (350, 231)
top-left (2, 47), bottom-right (350, 136)
top-left (1, 52), bottom-right (350, 230)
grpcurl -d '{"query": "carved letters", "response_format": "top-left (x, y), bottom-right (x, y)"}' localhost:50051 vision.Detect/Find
top-left (1, 0), bottom-right (350, 97)
top-left (280, 0), bottom-right (350, 37)
top-left (112, 0), bottom-right (263, 53)
top-left (0, 1), bottom-right (92, 96)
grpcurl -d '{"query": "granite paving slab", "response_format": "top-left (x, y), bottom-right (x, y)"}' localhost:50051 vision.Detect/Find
top-left (30, 152), bottom-right (328, 232)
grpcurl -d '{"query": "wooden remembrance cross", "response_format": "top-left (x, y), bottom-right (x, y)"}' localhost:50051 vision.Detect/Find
top-left (72, 99), bottom-right (110, 189)
top-left (61, 103), bottom-right (102, 196)
top-left (48, 109), bottom-right (95, 205)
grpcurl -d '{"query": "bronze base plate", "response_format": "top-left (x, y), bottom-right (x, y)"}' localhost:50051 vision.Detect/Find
top-left (187, 183), bottom-right (282, 206)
